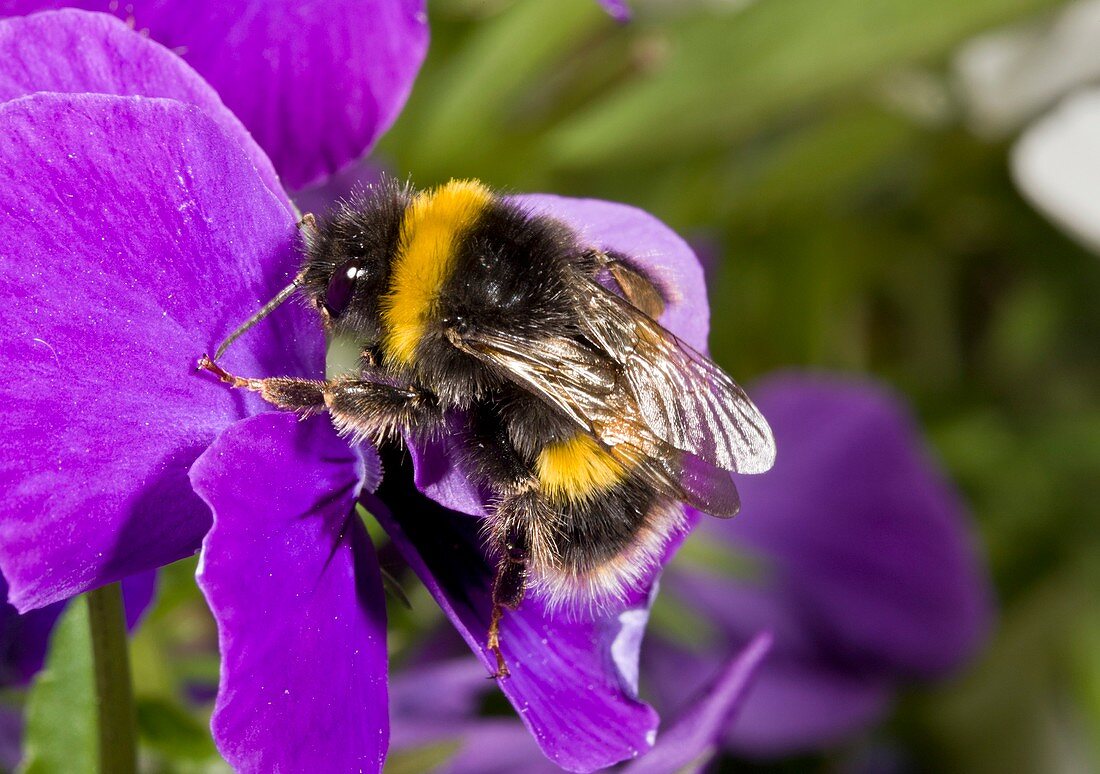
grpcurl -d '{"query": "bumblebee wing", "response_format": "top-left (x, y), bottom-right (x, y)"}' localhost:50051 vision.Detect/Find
top-left (451, 325), bottom-right (746, 516)
top-left (447, 326), bottom-right (620, 432)
top-left (579, 278), bottom-right (776, 475)
top-left (618, 441), bottom-right (744, 517)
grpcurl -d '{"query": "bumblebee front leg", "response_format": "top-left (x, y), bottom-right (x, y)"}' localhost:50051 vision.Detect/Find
top-left (197, 356), bottom-right (443, 442)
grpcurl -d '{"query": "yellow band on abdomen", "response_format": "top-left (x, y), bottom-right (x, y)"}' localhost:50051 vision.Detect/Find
top-left (380, 179), bottom-right (493, 366)
top-left (537, 433), bottom-right (626, 503)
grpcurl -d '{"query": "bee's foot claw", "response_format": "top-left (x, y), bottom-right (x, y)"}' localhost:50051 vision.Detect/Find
top-left (196, 355), bottom-right (250, 389)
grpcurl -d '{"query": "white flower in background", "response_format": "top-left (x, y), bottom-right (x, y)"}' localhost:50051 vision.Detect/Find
top-left (955, 0), bottom-right (1100, 136)
top-left (955, 0), bottom-right (1100, 254)
top-left (1012, 92), bottom-right (1100, 252)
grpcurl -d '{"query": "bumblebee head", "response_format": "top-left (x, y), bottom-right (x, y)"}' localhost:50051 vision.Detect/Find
top-left (297, 178), bottom-right (412, 344)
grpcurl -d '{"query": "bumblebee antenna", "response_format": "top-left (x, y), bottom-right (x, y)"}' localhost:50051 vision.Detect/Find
top-left (212, 277), bottom-right (301, 362)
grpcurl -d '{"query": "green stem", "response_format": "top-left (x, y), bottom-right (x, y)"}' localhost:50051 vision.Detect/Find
top-left (86, 583), bottom-right (137, 774)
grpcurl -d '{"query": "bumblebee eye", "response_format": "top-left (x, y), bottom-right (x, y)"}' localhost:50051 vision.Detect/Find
top-left (324, 258), bottom-right (366, 318)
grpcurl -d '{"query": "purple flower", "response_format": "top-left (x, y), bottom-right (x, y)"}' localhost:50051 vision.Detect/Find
top-left (387, 632), bottom-right (772, 773)
top-left (646, 373), bottom-right (994, 756)
top-left (2, 0), bottom-right (429, 190)
top-left (598, 0), bottom-right (633, 23)
top-left (0, 572), bottom-right (155, 688)
top-left (0, 708), bottom-right (21, 772)
top-left (0, 11), bottom-right (755, 771)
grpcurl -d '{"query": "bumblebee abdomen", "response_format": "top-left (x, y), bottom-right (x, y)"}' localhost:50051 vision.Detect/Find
top-left (536, 432), bottom-right (627, 503)
top-left (532, 459), bottom-right (682, 610)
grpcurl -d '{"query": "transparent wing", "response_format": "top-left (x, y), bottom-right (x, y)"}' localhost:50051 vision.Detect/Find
top-left (446, 275), bottom-right (774, 516)
top-left (578, 277), bottom-right (775, 474)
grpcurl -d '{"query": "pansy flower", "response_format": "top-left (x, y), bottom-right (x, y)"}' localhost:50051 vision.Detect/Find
top-left (387, 631), bottom-right (771, 773)
top-left (2, 0), bottom-right (429, 190)
top-left (645, 374), bottom-right (993, 756)
top-left (0, 9), bottom-right (763, 771)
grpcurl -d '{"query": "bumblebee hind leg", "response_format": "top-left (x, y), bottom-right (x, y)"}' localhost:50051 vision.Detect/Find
top-left (462, 406), bottom-right (564, 678)
top-left (484, 489), bottom-right (563, 678)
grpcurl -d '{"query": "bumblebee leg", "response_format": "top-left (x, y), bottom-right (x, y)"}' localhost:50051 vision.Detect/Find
top-left (488, 549), bottom-right (527, 679)
top-left (583, 248), bottom-right (667, 319)
top-left (326, 379), bottom-right (443, 444)
top-left (197, 356), bottom-right (327, 411)
top-left (197, 356), bottom-right (443, 441)
top-left (606, 257), bottom-right (666, 319)
top-left (484, 487), bottom-right (563, 679)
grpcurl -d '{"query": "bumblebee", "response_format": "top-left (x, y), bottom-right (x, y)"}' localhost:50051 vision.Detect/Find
top-left (200, 178), bottom-right (775, 677)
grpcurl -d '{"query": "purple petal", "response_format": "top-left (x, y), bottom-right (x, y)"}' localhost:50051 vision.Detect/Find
top-left (444, 724), bottom-right (561, 774)
top-left (366, 486), bottom-right (659, 773)
top-left (399, 720), bottom-right (561, 774)
top-left (724, 373), bottom-right (993, 677)
top-left (0, 580), bottom-right (59, 687)
top-left (292, 155), bottom-right (388, 221)
top-left (644, 634), bottom-right (891, 758)
top-left (0, 707), bottom-right (21, 771)
top-left (626, 632), bottom-right (771, 773)
top-left (0, 9), bottom-right (281, 197)
top-left (408, 413), bottom-right (486, 518)
top-left (0, 93), bottom-right (322, 611)
top-left (598, 0), bottom-right (632, 23)
top-left (120, 571), bottom-right (158, 630)
top-left (192, 413), bottom-right (387, 773)
top-left (390, 659), bottom-right (562, 774)
top-left (723, 656), bottom-right (893, 757)
top-left (390, 658), bottom-right (490, 732)
top-left (5, 1), bottom-right (429, 189)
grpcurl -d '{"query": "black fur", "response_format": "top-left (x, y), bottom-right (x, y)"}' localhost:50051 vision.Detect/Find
top-left (328, 378), bottom-right (444, 444)
top-left (298, 176), bottom-right (411, 343)
top-left (299, 182), bottom-right (667, 605)
top-left (551, 478), bottom-right (658, 573)
top-left (440, 200), bottom-right (580, 339)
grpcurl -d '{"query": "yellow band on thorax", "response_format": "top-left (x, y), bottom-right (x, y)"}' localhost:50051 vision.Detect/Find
top-left (537, 433), bottom-right (626, 503)
top-left (381, 179), bottom-right (492, 365)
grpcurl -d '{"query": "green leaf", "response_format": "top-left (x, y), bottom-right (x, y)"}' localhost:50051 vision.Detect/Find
top-left (546, 0), bottom-right (1062, 166)
top-left (20, 599), bottom-right (96, 774)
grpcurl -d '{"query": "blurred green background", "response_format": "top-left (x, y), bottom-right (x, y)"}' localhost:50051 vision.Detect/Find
top-left (14, 0), bottom-right (1100, 771)
top-left (380, 2), bottom-right (1100, 768)
top-left (387, 0), bottom-right (1100, 769)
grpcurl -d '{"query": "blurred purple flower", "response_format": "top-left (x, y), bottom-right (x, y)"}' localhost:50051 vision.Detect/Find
top-left (0, 708), bottom-right (21, 772)
top-left (0, 572), bottom-right (156, 688)
top-left (388, 632), bottom-right (771, 773)
top-left (646, 373), bottom-right (994, 756)
top-left (0, 10), bottom-right (749, 771)
top-left (599, 0), bottom-right (633, 23)
top-left (1, 0), bottom-right (429, 190)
